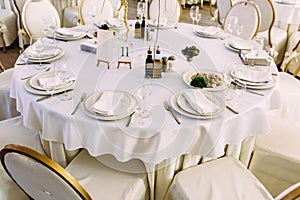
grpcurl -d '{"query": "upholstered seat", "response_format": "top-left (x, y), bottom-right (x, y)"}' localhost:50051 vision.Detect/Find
top-left (0, 116), bottom-right (45, 200)
top-left (1, 144), bottom-right (149, 200)
top-left (165, 157), bottom-right (300, 200)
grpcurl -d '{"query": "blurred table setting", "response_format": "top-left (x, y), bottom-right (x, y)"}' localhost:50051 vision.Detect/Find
top-left (10, 20), bottom-right (281, 200)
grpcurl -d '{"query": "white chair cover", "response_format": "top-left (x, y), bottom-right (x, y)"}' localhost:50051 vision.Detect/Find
top-left (223, 1), bottom-right (261, 40)
top-left (63, 5), bottom-right (78, 27)
top-left (216, 0), bottom-right (233, 25)
top-left (78, 0), bottom-right (114, 25)
top-left (0, 117), bottom-right (45, 200)
top-left (149, 0), bottom-right (181, 24)
top-left (66, 150), bottom-right (149, 200)
top-left (21, 0), bottom-right (61, 37)
top-left (0, 69), bottom-right (20, 121)
top-left (280, 31), bottom-right (300, 77)
top-left (0, 5), bottom-right (17, 49)
top-left (165, 157), bottom-right (274, 200)
top-left (250, 129), bottom-right (300, 197)
top-left (253, 0), bottom-right (288, 65)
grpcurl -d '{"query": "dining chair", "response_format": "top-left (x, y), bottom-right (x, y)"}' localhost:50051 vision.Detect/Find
top-left (1, 145), bottom-right (149, 200)
top-left (63, 1), bottom-right (79, 28)
top-left (11, 0), bottom-right (28, 49)
top-left (165, 156), bottom-right (300, 200)
top-left (21, 0), bottom-right (61, 37)
top-left (0, 0), bottom-right (18, 52)
top-left (281, 31), bottom-right (300, 77)
top-left (0, 116), bottom-right (46, 200)
top-left (0, 68), bottom-right (20, 121)
top-left (78, 0), bottom-right (114, 25)
top-left (149, 0), bottom-right (181, 24)
top-left (223, 1), bottom-right (261, 40)
top-left (215, 0), bottom-right (233, 25)
top-left (251, 0), bottom-right (288, 65)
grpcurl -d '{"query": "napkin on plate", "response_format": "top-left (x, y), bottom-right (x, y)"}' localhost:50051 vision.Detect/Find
top-left (38, 76), bottom-right (63, 89)
top-left (91, 91), bottom-right (124, 116)
top-left (233, 68), bottom-right (272, 83)
top-left (106, 18), bottom-right (125, 27)
top-left (55, 28), bottom-right (84, 37)
top-left (28, 48), bottom-right (59, 59)
top-left (182, 90), bottom-right (219, 114)
top-left (229, 38), bottom-right (251, 50)
top-left (196, 26), bottom-right (220, 35)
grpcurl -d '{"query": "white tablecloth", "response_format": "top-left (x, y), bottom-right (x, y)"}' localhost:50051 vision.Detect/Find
top-left (10, 23), bottom-right (280, 200)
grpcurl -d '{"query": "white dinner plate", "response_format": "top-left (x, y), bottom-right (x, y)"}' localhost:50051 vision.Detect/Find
top-left (54, 31), bottom-right (86, 41)
top-left (170, 90), bottom-right (225, 119)
top-left (24, 79), bottom-right (75, 96)
top-left (25, 47), bottom-right (64, 63)
top-left (233, 77), bottom-right (276, 90)
top-left (29, 71), bottom-right (74, 91)
top-left (24, 46), bottom-right (61, 60)
top-left (183, 70), bottom-right (226, 91)
top-left (193, 30), bottom-right (220, 38)
top-left (193, 26), bottom-right (221, 38)
top-left (82, 90), bottom-right (138, 121)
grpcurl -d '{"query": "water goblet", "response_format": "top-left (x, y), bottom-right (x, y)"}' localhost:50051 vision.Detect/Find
top-left (19, 49), bottom-right (29, 73)
top-left (235, 23), bottom-right (244, 38)
top-left (57, 63), bottom-right (74, 101)
top-left (30, 35), bottom-right (46, 70)
top-left (135, 75), bottom-right (152, 118)
top-left (48, 16), bottom-right (58, 44)
top-left (226, 16), bottom-right (238, 35)
top-left (190, 5), bottom-right (199, 26)
top-left (195, 12), bottom-right (201, 27)
top-left (88, 6), bottom-right (97, 29)
top-left (137, 1), bottom-right (146, 18)
top-left (251, 36), bottom-right (264, 56)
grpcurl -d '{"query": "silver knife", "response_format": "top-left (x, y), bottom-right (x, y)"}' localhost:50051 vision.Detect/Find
top-left (36, 89), bottom-right (73, 102)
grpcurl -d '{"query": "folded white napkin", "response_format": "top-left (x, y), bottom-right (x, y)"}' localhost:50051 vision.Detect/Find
top-left (233, 68), bottom-right (272, 83)
top-left (229, 39), bottom-right (251, 50)
top-left (38, 76), bottom-right (63, 89)
top-left (106, 18), bottom-right (125, 27)
top-left (55, 28), bottom-right (84, 37)
top-left (196, 26), bottom-right (220, 35)
top-left (91, 91), bottom-right (124, 115)
top-left (182, 90), bottom-right (219, 114)
top-left (28, 48), bottom-right (59, 59)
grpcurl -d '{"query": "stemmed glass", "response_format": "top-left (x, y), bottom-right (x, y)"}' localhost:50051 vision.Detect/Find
top-left (137, 1), bottom-right (146, 18)
top-left (19, 49), bottom-right (29, 74)
top-left (30, 35), bottom-right (45, 70)
top-left (226, 16), bottom-right (238, 35)
top-left (235, 81), bottom-right (246, 106)
top-left (195, 12), bottom-right (201, 27)
top-left (235, 23), bottom-right (244, 38)
top-left (88, 6), bottom-right (97, 29)
top-left (251, 36), bottom-right (264, 56)
top-left (57, 63), bottom-right (74, 101)
top-left (190, 5), bottom-right (199, 26)
top-left (135, 75), bottom-right (152, 119)
top-left (221, 64), bottom-right (234, 101)
top-left (48, 17), bottom-right (58, 44)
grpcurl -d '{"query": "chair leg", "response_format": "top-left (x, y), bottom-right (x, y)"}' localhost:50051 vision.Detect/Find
top-left (0, 62), bottom-right (5, 72)
top-left (293, 64), bottom-right (300, 77)
top-left (0, 32), bottom-right (6, 53)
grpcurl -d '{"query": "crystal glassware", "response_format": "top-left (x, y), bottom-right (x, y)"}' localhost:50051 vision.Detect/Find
top-left (190, 5), bottom-right (199, 26)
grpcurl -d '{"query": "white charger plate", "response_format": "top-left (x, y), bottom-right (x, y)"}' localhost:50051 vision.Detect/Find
top-left (82, 90), bottom-right (138, 121)
top-left (25, 47), bottom-right (64, 63)
top-left (29, 71), bottom-right (74, 91)
top-left (233, 77), bottom-right (276, 90)
top-left (170, 89), bottom-right (225, 119)
top-left (183, 70), bottom-right (226, 91)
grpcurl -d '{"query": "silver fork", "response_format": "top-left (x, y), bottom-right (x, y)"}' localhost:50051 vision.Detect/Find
top-left (71, 92), bottom-right (86, 115)
top-left (163, 101), bottom-right (181, 125)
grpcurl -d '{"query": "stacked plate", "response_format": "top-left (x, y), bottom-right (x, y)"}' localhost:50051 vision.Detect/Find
top-left (193, 26), bottom-right (222, 38)
top-left (24, 71), bottom-right (75, 95)
top-left (225, 38), bottom-right (252, 52)
top-left (106, 18), bottom-right (125, 30)
top-left (231, 67), bottom-right (276, 90)
top-left (22, 46), bottom-right (64, 63)
top-left (54, 28), bottom-right (86, 41)
top-left (82, 90), bottom-right (138, 120)
top-left (170, 89), bottom-right (225, 119)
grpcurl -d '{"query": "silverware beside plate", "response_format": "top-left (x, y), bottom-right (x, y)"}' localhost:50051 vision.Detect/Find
top-left (163, 101), bottom-right (181, 125)
top-left (36, 89), bottom-right (74, 102)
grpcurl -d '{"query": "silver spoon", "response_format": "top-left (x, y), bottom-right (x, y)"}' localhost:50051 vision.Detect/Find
top-left (71, 92), bottom-right (86, 115)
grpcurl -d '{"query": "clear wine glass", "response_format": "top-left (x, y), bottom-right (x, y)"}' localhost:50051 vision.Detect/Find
top-left (137, 2), bottom-right (146, 18)
top-left (226, 16), bottom-right (238, 35)
top-left (190, 5), bottom-right (199, 26)
top-left (135, 75), bottom-right (152, 118)
top-left (88, 6), bottom-right (97, 29)
top-left (221, 64), bottom-right (234, 101)
top-left (251, 36), bottom-right (264, 56)
top-left (19, 49), bottom-right (29, 74)
top-left (48, 16), bottom-right (58, 44)
top-left (235, 23), bottom-right (244, 38)
top-left (195, 12), bottom-right (201, 27)
top-left (30, 35), bottom-right (45, 70)
top-left (57, 63), bottom-right (74, 101)
top-left (235, 81), bottom-right (246, 106)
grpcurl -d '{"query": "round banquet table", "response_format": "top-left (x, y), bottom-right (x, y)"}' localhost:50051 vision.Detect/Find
top-left (10, 23), bottom-right (281, 200)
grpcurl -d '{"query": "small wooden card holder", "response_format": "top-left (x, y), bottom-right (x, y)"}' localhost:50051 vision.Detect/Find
top-left (97, 59), bottom-right (110, 69)
top-left (117, 61), bottom-right (132, 69)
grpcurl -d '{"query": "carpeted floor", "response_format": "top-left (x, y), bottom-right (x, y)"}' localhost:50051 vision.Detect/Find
top-left (0, 1), bottom-right (214, 69)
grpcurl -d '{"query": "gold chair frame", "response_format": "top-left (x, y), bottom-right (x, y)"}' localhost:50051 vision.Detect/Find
top-left (0, 144), bottom-right (91, 200)
top-left (0, 62), bottom-right (5, 72)
top-left (284, 39), bottom-right (300, 77)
